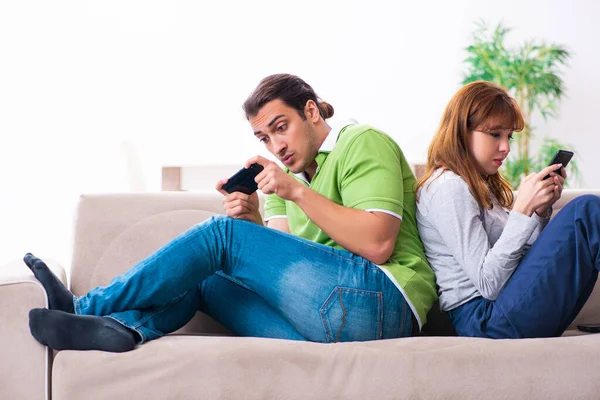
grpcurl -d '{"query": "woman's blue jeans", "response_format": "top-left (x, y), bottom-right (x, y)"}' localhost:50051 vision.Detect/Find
top-left (74, 216), bottom-right (413, 343)
top-left (448, 195), bottom-right (600, 338)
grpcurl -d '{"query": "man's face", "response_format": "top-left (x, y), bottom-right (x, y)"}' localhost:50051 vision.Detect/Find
top-left (250, 99), bottom-right (320, 174)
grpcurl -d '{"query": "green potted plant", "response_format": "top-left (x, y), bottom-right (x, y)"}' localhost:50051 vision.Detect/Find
top-left (462, 21), bottom-right (580, 187)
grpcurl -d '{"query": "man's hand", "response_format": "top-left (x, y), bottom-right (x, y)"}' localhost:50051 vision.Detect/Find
top-left (216, 179), bottom-right (262, 224)
top-left (246, 156), bottom-right (305, 202)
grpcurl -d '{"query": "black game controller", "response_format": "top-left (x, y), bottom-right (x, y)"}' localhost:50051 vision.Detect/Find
top-left (221, 163), bottom-right (265, 195)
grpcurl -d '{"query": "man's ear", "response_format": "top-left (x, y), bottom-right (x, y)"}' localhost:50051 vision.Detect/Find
top-left (304, 100), bottom-right (321, 123)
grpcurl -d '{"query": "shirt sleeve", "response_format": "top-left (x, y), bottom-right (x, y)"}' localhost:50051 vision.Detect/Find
top-left (427, 178), bottom-right (539, 300)
top-left (263, 193), bottom-right (287, 221)
top-left (525, 208), bottom-right (552, 247)
top-left (339, 131), bottom-right (405, 218)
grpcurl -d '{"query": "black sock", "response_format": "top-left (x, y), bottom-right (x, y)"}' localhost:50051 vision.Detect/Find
top-left (29, 308), bottom-right (137, 353)
top-left (24, 253), bottom-right (74, 313)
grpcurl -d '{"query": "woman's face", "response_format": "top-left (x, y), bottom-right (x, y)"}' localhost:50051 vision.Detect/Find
top-left (469, 127), bottom-right (513, 176)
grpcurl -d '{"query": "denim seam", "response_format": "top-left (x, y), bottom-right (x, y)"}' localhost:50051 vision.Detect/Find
top-left (398, 292), bottom-right (406, 337)
top-left (334, 290), bottom-right (348, 343)
top-left (377, 292), bottom-right (383, 339)
top-left (213, 271), bottom-right (254, 292)
top-left (398, 293), bottom-right (408, 337)
top-left (320, 288), bottom-right (338, 342)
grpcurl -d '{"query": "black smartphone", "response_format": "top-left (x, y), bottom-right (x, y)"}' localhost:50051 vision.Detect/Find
top-left (221, 163), bottom-right (264, 195)
top-left (577, 323), bottom-right (600, 333)
top-left (543, 150), bottom-right (573, 180)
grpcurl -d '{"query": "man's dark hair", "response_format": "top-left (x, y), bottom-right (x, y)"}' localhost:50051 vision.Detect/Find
top-left (243, 74), bottom-right (334, 120)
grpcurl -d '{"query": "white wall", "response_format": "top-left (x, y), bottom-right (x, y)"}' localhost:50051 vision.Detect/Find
top-left (1, 0), bottom-right (599, 269)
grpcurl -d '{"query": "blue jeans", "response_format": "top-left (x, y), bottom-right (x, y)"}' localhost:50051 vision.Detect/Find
top-left (74, 216), bottom-right (413, 343)
top-left (448, 195), bottom-right (600, 338)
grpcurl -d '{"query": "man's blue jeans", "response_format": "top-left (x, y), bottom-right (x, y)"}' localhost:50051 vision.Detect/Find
top-left (448, 195), bottom-right (600, 338)
top-left (74, 216), bottom-right (413, 343)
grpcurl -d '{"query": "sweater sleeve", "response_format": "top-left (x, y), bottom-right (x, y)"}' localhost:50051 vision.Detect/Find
top-left (525, 209), bottom-right (551, 247)
top-left (427, 178), bottom-right (539, 300)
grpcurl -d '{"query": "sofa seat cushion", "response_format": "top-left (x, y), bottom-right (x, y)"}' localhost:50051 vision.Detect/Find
top-left (52, 334), bottom-right (600, 400)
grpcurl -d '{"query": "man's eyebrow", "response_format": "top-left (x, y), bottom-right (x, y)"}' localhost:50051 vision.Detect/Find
top-left (254, 115), bottom-right (285, 135)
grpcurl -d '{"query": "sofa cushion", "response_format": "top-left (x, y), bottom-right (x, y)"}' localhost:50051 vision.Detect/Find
top-left (52, 334), bottom-right (600, 400)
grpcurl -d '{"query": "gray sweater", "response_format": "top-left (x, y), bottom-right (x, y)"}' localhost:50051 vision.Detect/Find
top-left (416, 170), bottom-right (550, 311)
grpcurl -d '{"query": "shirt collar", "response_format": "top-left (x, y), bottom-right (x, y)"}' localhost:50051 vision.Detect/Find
top-left (318, 118), bottom-right (358, 153)
top-left (293, 118), bottom-right (357, 183)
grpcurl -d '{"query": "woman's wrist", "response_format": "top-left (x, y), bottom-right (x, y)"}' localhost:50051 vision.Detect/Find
top-left (535, 206), bottom-right (552, 219)
top-left (512, 202), bottom-right (534, 217)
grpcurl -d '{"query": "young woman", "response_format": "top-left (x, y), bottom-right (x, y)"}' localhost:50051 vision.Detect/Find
top-left (416, 80), bottom-right (600, 338)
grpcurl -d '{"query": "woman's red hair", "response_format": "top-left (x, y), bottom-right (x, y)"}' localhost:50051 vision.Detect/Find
top-left (417, 81), bottom-right (524, 209)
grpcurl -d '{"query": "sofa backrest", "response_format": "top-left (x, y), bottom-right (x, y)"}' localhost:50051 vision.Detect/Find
top-left (71, 192), bottom-right (227, 295)
top-left (71, 192), bottom-right (240, 335)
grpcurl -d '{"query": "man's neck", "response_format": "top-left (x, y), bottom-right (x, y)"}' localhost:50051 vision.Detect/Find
top-left (304, 161), bottom-right (318, 182)
top-left (304, 122), bottom-right (331, 182)
top-left (315, 121), bottom-right (332, 150)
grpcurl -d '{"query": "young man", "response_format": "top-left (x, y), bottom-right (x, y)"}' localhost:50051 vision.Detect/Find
top-left (27, 74), bottom-right (437, 352)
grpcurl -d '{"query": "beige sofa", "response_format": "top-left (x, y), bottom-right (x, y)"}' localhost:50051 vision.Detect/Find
top-left (3, 190), bottom-right (600, 400)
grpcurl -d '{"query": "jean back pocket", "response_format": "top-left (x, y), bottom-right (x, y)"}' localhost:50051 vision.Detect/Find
top-left (320, 287), bottom-right (383, 342)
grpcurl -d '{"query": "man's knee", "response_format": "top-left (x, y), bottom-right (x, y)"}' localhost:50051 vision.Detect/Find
top-left (192, 214), bottom-right (229, 230)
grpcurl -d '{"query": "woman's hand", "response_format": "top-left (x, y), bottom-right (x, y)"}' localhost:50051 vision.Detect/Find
top-left (245, 156), bottom-right (305, 202)
top-left (535, 166), bottom-right (566, 217)
top-left (216, 179), bottom-right (262, 224)
top-left (513, 164), bottom-right (565, 217)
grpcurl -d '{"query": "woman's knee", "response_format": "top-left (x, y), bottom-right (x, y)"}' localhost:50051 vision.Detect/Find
top-left (555, 195), bottom-right (600, 227)
top-left (569, 194), bottom-right (600, 215)
top-left (572, 194), bottom-right (600, 204)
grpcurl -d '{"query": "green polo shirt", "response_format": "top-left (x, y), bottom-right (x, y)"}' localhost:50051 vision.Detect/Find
top-left (264, 123), bottom-right (437, 328)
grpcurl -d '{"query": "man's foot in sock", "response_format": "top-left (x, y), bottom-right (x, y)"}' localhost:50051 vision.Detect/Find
top-left (23, 253), bottom-right (74, 313)
top-left (29, 308), bottom-right (137, 353)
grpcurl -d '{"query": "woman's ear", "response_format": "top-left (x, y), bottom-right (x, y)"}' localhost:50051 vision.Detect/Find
top-left (304, 100), bottom-right (321, 123)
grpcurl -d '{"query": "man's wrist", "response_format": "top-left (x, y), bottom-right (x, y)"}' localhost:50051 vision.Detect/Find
top-left (253, 210), bottom-right (264, 226)
top-left (290, 182), bottom-right (308, 204)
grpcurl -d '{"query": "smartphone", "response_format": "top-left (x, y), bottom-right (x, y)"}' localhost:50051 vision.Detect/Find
top-left (543, 150), bottom-right (573, 180)
top-left (221, 163), bottom-right (264, 195)
top-left (577, 323), bottom-right (600, 333)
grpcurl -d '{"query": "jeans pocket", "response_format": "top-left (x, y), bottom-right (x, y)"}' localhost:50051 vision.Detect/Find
top-left (319, 287), bottom-right (383, 343)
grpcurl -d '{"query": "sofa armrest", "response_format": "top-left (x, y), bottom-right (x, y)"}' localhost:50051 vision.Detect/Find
top-left (42, 258), bottom-right (68, 287)
top-left (0, 259), bottom-right (53, 400)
